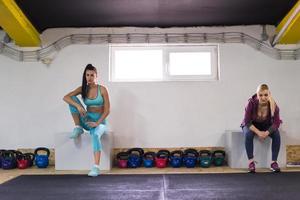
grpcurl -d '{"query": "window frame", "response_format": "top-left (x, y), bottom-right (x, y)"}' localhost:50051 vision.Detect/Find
top-left (109, 44), bottom-right (219, 82)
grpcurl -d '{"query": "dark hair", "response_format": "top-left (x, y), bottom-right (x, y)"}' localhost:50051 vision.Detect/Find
top-left (82, 64), bottom-right (97, 100)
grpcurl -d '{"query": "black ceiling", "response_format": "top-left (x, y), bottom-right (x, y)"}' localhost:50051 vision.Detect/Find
top-left (15, 0), bottom-right (298, 33)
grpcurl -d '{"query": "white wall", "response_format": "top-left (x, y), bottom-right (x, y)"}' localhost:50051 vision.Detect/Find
top-left (0, 26), bottom-right (300, 149)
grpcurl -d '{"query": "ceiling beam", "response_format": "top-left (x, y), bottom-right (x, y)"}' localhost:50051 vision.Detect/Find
top-left (274, 1), bottom-right (300, 45)
top-left (0, 0), bottom-right (40, 47)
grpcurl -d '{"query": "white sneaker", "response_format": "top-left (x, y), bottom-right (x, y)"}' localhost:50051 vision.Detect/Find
top-left (88, 166), bottom-right (100, 177)
top-left (69, 127), bottom-right (84, 139)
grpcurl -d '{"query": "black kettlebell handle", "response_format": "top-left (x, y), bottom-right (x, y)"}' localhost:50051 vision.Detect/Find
top-left (144, 151), bottom-right (156, 159)
top-left (2, 150), bottom-right (16, 159)
top-left (212, 150), bottom-right (225, 157)
top-left (23, 153), bottom-right (35, 162)
top-left (127, 148), bottom-right (144, 157)
top-left (116, 152), bottom-right (129, 160)
top-left (199, 150), bottom-right (212, 157)
top-left (184, 148), bottom-right (199, 157)
top-left (157, 149), bottom-right (170, 158)
top-left (34, 147), bottom-right (50, 157)
top-left (170, 150), bottom-right (183, 158)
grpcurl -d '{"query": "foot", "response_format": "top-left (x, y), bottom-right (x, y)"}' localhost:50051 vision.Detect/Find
top-left (248, 161), bottom-right (256, 173)
top-left (88, 166), bottom-right (100, 177)
top-left (69, 127), bottom-right (84, 139)
top-left (270, 162), bottom-right (281, 173)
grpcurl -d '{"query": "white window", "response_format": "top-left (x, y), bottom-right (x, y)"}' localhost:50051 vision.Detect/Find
top-left (110, 45), bottom-right (219, 81)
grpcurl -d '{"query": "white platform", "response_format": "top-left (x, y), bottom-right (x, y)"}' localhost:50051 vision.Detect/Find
top-left (55, 131), bottom-right (113, 170)
top-left (225, 130), bottom-right (286, 168)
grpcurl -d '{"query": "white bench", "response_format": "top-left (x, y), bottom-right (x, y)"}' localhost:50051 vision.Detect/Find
top-left (55, 131), bottom-right (113, 171)
top-left (225, 130), bottom-right (286, 168)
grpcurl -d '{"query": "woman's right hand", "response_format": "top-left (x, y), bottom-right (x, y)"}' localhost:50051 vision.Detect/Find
top-left (77, 106), bottom-right (87, 117)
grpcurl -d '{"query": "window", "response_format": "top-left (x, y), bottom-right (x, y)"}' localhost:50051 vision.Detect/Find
top-left (110, 44), bottom-right (219, 81)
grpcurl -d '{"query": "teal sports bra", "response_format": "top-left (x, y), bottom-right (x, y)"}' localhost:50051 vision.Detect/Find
top-left (83, 85), bottom-right (104, 107)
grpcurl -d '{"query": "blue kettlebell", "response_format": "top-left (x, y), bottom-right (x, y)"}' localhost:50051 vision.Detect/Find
top-left (127, 148), bottom-right (144, 168)
top-left (183, 149), bottom-right (199, 168)
top-left (34, 147), bottom-right (50, 168)
top-left (169, 150), bottom-right (183, 168)
top-left (143, 152), bottom-right (156, 168)
top-left (1, 150), bottom-right (17, 169)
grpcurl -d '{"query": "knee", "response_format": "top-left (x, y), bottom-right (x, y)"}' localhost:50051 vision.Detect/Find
top-left (71, 96), bottom-right (81, 104)
top-left (270, 130), bottom-right (281, 141)
top-left (244, 129), bottom-right (254, 140)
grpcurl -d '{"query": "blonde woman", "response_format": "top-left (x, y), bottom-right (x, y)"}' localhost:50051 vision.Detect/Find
top-left (241, 84), bottom-right (282, 173)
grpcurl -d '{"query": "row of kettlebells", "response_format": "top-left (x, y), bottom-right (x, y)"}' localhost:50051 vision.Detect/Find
top-left (0, 147), bottom-right (50, 169)
top-left (116, 148), bottom-right (226, 168)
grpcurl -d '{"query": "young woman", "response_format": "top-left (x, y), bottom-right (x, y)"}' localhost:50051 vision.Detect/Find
top-left (63, 64), bottom-right (110, 177)
top-left (241, 84), bottom-right (282, 173)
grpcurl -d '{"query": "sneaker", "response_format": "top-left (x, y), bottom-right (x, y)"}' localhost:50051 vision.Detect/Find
top-left (270, 162), bottom-right (281, 173)
top-left (69, 127), bottom-right (84, 139)
top-left (88, 166), bottom-right (100, 177)
top-left (248, 161), bottom-right (256, 173)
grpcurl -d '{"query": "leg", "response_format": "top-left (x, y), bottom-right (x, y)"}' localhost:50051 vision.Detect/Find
top-left (68, 96), bottom-right (86, 125)
top-left (269, 130), bottom-right (281, 162)
top-left (88, 124), bottom-right (108, 177)
top-left (90, 124), bottom-right (108, 162)
top-left (243, 126), bottom-right (255, 161)
top-left (243, 126), bottom-right (256, 172)
top-left (68, 96), bottom-right (87, 138)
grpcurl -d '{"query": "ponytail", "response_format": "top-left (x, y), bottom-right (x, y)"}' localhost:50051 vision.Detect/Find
top-left (81, 64), bottom-right (97, 100)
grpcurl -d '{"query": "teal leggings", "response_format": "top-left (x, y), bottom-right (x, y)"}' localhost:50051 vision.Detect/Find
top-left (69, 96), bottom-right (108, 152)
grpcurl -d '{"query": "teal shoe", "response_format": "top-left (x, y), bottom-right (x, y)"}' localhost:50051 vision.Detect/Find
top-left (88, 166), bottom-right (100, 177)
top-left (69, 127), bottom-right (84, 139)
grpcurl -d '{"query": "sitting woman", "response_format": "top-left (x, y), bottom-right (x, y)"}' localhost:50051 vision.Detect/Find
top-left (63, 64), bottom-right (110, 177)
top-left (241, 84), bottom-right (282, 173)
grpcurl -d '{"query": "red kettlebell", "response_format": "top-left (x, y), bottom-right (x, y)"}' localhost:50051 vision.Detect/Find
top-left (116, 152), bottom-right (129, 168)
top-left (155, 150), bottom-right (170, 168)
top-left (17, 154), bottom-right (29, 169)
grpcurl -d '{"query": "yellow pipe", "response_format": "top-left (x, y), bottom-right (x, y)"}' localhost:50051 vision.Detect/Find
top-left (0, 0), bottom-right (41, 47)
top-left (275, 1), bottom-right (300, 44)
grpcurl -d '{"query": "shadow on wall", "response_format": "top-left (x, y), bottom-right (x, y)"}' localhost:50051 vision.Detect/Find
top-left (111, 89), bottom-right (148, 147)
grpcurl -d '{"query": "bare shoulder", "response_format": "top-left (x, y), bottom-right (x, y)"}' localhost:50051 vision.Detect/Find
top-left (72, 86), bottom-right (82, 94)
top-left (100, 85), bottom-right (108, 94)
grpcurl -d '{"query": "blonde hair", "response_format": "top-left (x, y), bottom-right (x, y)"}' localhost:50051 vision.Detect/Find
top-left (256, 83), bottom-right (269, 93)
top-left (257, 84), bottom-right (276, 117)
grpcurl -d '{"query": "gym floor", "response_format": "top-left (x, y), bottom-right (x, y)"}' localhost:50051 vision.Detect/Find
top-left (1, 166), bottom-right (300, 184)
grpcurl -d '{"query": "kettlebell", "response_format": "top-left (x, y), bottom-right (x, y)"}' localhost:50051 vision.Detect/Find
top-left (183, 148), bottom-right (199, 168)
top-left (143, 152), bottom-right (156, 168)
top-left (199, 150), bottom-right (212, 168)
top-left (169, 150), bottom-right (183, 168)
top-left (155, 149), bottom-right (170, 168)
top-left (23, 153), bottom-right (35, 167)
top-left (17, 154), bottom-right (29, 169)
top-left (34, 147), bottom-right (50, 168)
top-left (0, 149), bottom-right (5, 168)
top-left (212, 150), bottom-right (226, 166)
top-left (116, 151), bottom-right (129, 168)
top-left (127, 148), bottom-right (144, 168)
top-left (2, 150), bottom-right (17, 169)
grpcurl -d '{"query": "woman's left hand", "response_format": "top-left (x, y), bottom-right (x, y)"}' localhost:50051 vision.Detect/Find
top-left (86, 122), bottom-right (99, 128)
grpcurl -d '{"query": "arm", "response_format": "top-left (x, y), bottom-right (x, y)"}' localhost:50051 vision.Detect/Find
top-left (267, 105), bottom-right (281, 134)
top-left (243, 100), bottom-right (265, 138)
top-left (63, 86), bottom-right (86, 116)
top-left (243, 100), bottom-right (254, 129)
